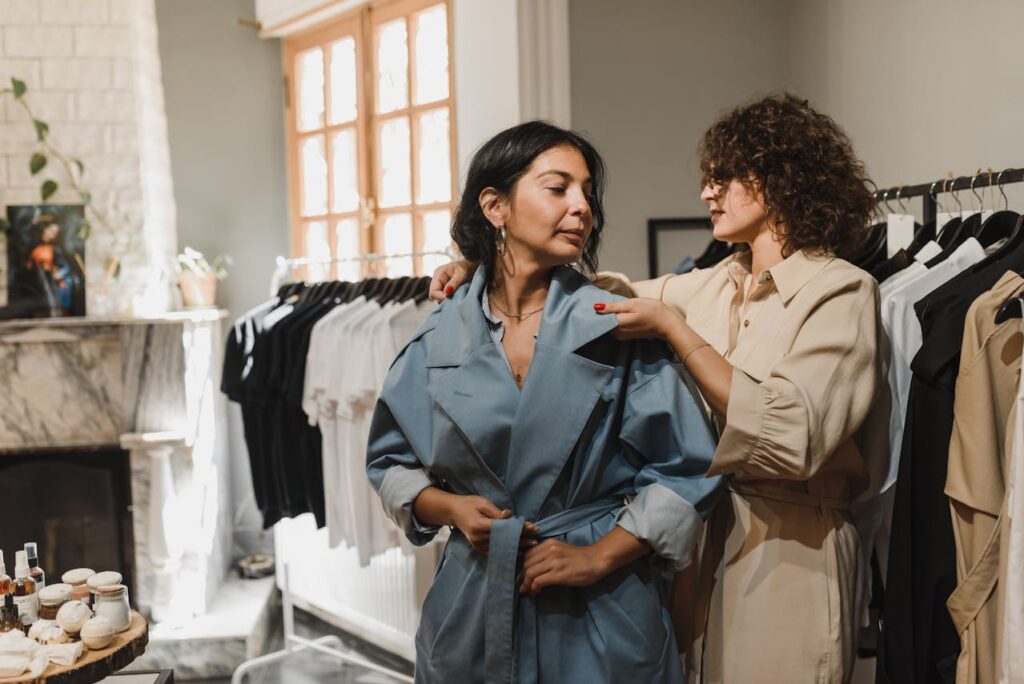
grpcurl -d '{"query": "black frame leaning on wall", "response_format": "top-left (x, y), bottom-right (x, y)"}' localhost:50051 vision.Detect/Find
top-left (647, 217), bottom-right (713, 279)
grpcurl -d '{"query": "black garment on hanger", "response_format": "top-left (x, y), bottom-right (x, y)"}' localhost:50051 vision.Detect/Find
top-left (871, 248), bottom-right (913, 283)
top-left (879, 233), bottom-right (1024, 684)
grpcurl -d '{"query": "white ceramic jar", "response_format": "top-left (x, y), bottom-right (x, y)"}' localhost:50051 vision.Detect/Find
top-left (93, 584), bottom-right (131, 633)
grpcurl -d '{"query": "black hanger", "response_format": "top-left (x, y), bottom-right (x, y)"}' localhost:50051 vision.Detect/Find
top-left (936, 216), bottom-right (963, 249)
top-left (374, 277), bottom-right (407, 303)
top-left (851, 222), bottom-right (887, 271)
top-left (976, 210), bottom-right (1021, 249)
top-left (413, 276), bottom-right (433, 304)
top-left (396, 276), bottom-right (422, 302)
top-left (995, 293), bottom-right (1023, 323)
top-left (904, 220), bottom-right (935, 258)
top-left (925, 215), bottom-right (976, 268)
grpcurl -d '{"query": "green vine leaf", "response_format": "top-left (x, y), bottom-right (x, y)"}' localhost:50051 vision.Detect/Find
top-left (33, 119), bottom-right (49, 142)
top-left (0, 218), bottom-right (10, 233)
top-left (77, 222), bottom-right (91, 240)
top-left (30, 153), bottom-right (47, 175)
top-left (73, 159), bottom-right (85, 176)
top-left (41, 179), bottom-right (58, 201)
top-left (11, 78), bottom-right (26, 98)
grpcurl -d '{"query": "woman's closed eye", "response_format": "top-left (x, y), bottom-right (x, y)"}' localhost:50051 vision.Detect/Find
top-left (547, 186), bottom-right (567, 194)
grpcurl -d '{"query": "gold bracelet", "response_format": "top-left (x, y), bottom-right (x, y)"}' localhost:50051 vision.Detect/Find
top-left (681, 342), bottom-right (711, 366)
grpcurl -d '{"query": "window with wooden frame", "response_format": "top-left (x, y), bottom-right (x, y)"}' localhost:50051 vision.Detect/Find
top-left (283, 0), bottom-right (456, 281)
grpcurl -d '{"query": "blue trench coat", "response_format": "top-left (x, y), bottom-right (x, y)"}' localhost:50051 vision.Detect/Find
top-left (367, 266), bottom-right (721, 683)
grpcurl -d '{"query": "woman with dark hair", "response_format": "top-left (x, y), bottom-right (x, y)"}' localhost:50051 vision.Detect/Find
top-left (366, 120), bottom-right (721, 682)
top-left (431, 95), bottom-right (889, 682)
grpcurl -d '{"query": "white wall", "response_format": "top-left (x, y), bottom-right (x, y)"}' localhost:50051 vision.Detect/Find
top-left (0, 0), bottom-right (178, 314)
top-left (789, 0), bottom-right (1024, 212)
top-left (452, 0), bottom-right (522, 183)
top-left (568, 0), bottom-right (792, 279)
top-left (155, 0), bottom-right (290, 558)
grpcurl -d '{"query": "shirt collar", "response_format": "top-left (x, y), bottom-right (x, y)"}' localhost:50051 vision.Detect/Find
top-left (480, 287), bottom-right (503, 327)
top-left (725, 248), bottom-right (834, 305)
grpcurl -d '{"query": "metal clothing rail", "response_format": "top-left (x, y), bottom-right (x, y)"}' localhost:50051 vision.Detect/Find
top-left (238, 247), bottom-right (453, 683)
top-left (231, 563), bottom-right (414, 684)
top-left (269, 248), bottom-right (454, 295)
top-left (873, 167), bottom-right (1024, 225)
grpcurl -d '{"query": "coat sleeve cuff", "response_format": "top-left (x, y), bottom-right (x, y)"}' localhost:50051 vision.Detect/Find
top-left (379, 465), bottom-right (439, 545)
top-left (708, 368), bottom-right (766, 476)
top-left (615, 482), bottom-right (702, 571)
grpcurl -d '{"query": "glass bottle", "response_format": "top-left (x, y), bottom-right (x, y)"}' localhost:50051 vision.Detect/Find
top-left (0, 593), bottom-right (23, 634)
top-left (0, 550), bottom-right (11, 598)
top-left (24, 542), bottom-right (45, 590)
top-left (12, 550), bottom-right (38, 628)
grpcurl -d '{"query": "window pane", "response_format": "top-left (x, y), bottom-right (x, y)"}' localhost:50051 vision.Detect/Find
top-left (296, 47), bottom-right (325, 132)
top-left (336, 218), bottom-right (361, 282)
top-left (376, 19), bottom-right (409, 113)
top-left (416, 108), bottom-right (451, 204)
top-left (379, 117), bottom-right (411, 208)
top-left (328, 38), bottom-right (358, 124)
top-left (382, 213), bottom-right (413, 277)
top-left (331, 128), bottom-right (359, 212)
top-left (300, 135), bottom-right (327, 217)
top-left (421, 209), bottom-right (451, 274)
top-left (305, 221), bottom-right (330, 281)
top-left (414, 5), bottom-right (448, 104)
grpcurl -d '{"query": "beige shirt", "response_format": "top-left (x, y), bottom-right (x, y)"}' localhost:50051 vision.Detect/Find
top-left (597, 248), bottom-right (890, 683)
top-left (600, 248), bottom-right (890, 503)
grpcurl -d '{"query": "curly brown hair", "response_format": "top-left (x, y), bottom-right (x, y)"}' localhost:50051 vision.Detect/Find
top-left (698, 93), bottom-right (876, 259)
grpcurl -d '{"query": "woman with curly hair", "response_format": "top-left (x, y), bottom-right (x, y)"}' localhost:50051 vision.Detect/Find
top-left (432, 94), bottom-right (888, 682)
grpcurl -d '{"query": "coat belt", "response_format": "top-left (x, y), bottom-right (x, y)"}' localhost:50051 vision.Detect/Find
top-left (445, 497), bottom-right (623, 683)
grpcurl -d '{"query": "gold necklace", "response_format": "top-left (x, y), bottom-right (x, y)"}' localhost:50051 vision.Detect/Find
top-left (488, 296), bottom-right (544, 320)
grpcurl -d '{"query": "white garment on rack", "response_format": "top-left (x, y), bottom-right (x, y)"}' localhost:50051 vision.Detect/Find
top-left (1001, 309), bottom-right (1024, 684)
top-left (881, 237), bottom-right (986, 493)
top-left (303, 297), bottom-right (434, 564)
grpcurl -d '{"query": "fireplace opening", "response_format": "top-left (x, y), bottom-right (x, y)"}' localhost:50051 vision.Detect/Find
top-left (0, 448), bottom-right (135, 597)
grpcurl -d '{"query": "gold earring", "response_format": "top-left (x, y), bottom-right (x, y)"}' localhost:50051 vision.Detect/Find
top-left (496, 226), bottom-right (508, 256)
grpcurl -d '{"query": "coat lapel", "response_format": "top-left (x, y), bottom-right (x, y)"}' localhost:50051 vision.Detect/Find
top-left (423, 267), bottom-right (622, 517)
top-left (505, 267), bottom-right (620, 518)
top-left (425, 269), bottom-right (513, 507)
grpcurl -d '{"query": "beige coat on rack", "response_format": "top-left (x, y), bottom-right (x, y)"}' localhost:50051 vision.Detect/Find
top-left (945, 271), bottom-right (1024, 684)
top-left (597, 249), bottom-right (889, 684)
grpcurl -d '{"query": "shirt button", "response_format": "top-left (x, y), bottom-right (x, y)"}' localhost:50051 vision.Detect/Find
top-left (743, 320), bottom-right (750, 327)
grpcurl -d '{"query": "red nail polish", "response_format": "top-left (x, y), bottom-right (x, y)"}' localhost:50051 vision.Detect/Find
top-left (593, 303), bottom-right (605, 311)
top-left (445, 285), bottom-right (454, 295)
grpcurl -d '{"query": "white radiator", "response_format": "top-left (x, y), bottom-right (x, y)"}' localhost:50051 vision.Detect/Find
top-left (274, 514), bottom-right (443, 661)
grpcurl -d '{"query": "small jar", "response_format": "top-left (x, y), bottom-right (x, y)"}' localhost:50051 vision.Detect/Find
top-left (94, 584), bottom-right (131, 633)
top-left (61, 569), bottom-right (95, 604)
top-left (87, 571), bottom-right (122, 607)
top-left (38, 583), bottom-right (72, 620)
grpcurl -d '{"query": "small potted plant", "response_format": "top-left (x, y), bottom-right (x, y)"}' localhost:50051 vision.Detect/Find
top-left (176, 246), bottom-right (231, 308)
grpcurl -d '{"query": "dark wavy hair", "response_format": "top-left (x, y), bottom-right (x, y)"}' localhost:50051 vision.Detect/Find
top-left (698, 93), bottom-right (876, 259)
top-left (452, 120), bottom-right (606, 287)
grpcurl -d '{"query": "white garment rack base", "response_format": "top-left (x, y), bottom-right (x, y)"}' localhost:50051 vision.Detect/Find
top-left (231, 563), bottom-right (414, 683)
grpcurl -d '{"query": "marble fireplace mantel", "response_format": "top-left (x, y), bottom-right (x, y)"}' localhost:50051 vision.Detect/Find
top-left (0, 310), bottom-right (232, 626)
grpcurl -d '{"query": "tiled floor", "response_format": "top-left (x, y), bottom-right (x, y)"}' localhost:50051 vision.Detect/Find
top-left (197, 610), bottom-right (414, 684)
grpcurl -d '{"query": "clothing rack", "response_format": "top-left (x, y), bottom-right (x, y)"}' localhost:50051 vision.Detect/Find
top-left (231, 562), bottom-right (413, 683)
top-left (236, 248), bottom-right (453, 683)
top-left (873, 167), bottom-right (1024, 225)
top-left (269, 249), bottom-right (454, 295)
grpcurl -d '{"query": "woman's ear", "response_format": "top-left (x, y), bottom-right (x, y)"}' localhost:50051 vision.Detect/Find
top-left (479, 187), bottom-right (507, 231)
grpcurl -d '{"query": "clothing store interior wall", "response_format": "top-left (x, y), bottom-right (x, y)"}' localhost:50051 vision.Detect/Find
top-left (2, 0), bottom-right (1024, 681)
top-left (157, 0), bottom-right (1024, 552)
